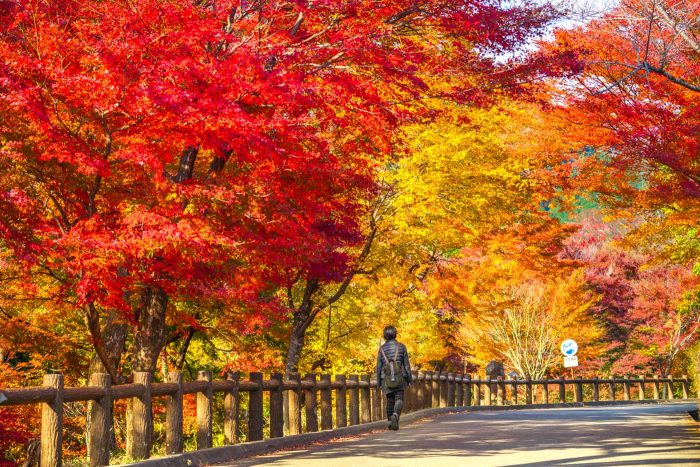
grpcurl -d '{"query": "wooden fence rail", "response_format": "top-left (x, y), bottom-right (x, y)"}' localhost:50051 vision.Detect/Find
top-left (0, 372), bottom-right (693, 467)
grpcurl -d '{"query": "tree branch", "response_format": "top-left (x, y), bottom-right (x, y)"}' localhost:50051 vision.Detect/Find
top-left (167, 146), bottom-right (199, 183)
top-left (643, 61), bottom-right (700, 93)
top-left (174, 326), bottom-right (197, 370)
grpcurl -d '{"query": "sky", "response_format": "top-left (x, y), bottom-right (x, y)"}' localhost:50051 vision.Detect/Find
top-left (561, 0), bottom-right (620, 28)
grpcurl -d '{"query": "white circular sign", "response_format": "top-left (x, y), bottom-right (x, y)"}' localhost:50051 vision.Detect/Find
top-left (560, 339), bottom-right (578, 357)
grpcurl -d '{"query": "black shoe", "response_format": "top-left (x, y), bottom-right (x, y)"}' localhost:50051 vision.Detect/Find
top-left (389, 413), bottom-right (399, 430)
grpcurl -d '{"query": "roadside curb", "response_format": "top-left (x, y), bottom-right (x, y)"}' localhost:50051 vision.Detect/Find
top-left (120, 399), bottom-right (699, 466)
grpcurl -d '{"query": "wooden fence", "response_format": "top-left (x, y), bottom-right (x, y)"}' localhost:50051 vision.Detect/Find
top-left (0, 371), bottom-right (694, 467)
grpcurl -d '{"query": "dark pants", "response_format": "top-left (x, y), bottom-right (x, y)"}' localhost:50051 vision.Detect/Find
top-left (385, 390), bottom-right (404, 420)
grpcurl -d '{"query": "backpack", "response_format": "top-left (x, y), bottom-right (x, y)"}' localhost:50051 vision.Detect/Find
top-left (380, 344), bottom-right (404, 390)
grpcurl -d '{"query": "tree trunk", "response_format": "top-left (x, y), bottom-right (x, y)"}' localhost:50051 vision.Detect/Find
top-left (132, 286), bottom-right (169, 373)
top-left (173, 327), bottom-right (196, 370)
top-left (280, 221), bottom-right (378, 430)
top-left (285, 313), bottom-right (309, 377)
top-left (661, 358), bottom-right (674, 399)
top-left (86, 310), bottom-right (128, 457)
top-left (283, 312), bottom-right (310, 435)
top-left (88, 311), bottom-right (129, 377)
top-left (168, 147), bottom-right (199, 183)
top-left (126, 286), bottom-right (168, 454)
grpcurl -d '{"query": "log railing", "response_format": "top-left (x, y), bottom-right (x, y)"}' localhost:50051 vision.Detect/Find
top-left (0, 372), bottom-right (693, 466)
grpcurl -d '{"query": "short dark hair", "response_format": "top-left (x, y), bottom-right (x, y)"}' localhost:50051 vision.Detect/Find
top-left (383, 325), bottom-right (397, 340)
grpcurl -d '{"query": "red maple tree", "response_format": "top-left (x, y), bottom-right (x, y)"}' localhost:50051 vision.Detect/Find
top-left (0, 0), bottom-right (561, 381)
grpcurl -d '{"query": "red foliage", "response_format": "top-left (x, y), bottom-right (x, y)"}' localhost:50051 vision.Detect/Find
top-left (619, 264), bottom-right (700, 375)
top-left (546, 0), bottom-right (700, 211)
top-left (0, 365), bottom-right (38, 466)
top-left (0, 0), bottom-right (560, 363)
top-left (564, 216), bottom-right (700, 375)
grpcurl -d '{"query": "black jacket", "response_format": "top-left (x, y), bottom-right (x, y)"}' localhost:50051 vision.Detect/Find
top-left (376, 339), bottom-right (412, 392)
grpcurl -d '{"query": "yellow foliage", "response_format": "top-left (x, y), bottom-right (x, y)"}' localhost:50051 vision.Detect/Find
top-left (448, 261), bottom-right (603, 378)
top-left (299, 100), bottom-right (571, 374)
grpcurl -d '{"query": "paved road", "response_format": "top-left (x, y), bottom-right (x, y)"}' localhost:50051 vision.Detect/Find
top-left (224, 403), bottom-right (700, 466)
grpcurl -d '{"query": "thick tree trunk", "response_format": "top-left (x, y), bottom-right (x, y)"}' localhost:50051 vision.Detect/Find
top-left (88, 311), bottom-right (129, 377)
top-left (126, 286), bottom-right (168, 454)
top-left (84, 304), bottom-right (125, 383)
top-left (283, 312), bottom-right (311, 435)
top-left (86, 310), bottom-right (128, 456)
top-left (285, 313), bottom-right (310, 377)
top-left (132, 286), bottom-right (169, 373)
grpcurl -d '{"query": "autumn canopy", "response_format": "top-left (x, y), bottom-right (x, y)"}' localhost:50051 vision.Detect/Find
top-left (1, 0), bottom-right (699, 462)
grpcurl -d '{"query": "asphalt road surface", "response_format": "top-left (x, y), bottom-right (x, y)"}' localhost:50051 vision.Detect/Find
top-left (222, 403), bottom-right (700, 466)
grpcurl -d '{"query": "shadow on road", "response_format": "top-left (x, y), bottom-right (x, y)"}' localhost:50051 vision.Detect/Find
top-left (228, 404), bottom-right (700, 466)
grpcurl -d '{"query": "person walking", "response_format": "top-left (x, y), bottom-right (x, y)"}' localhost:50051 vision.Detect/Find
top-left (376, 325), bottom-right (412, 430)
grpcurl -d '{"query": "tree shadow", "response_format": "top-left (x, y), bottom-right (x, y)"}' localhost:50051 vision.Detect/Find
top-left (228, 403), bottom-right (700, 466)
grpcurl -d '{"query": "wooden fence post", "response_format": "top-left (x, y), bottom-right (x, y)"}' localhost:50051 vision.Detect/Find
top-left (558, 377), bottom-right (565, 403)
top-left (608, 378), bottom-right (615, 401)
top-left (404, 376), bottom-right (414, 413)
top-left (496, 376), bottom-right (504, 406)
top-left (335, 375), bottom-right (347, 428)
top-left (128, 371), bottom-right (153, 459)
top-left (197, 371), bottom-right (213, 450)
top-left (653, 375), bottom-right (660, 400)
top-left (525, 378), bottom-right (533, 405)
top-left (667, 376), bottom-right (675, 400)
top-left (455, 375), bottom-right (463, 407)
top-left (447, 373), bottom-right (456, 407)
top-left (372, 379), bottom-right (382, 422)
top-left (682, 375), bottom-right (689, 399)
top-left (623, 375), bottom-right (630, 401)
top-left (304, 373), bottom-right (319, 432)
top-left (421, 371), bottom-right (431, 408)
top-left (431, 372), bottom-right (440, 408)
top-left (166, 371), bottom-right (184, 454)
top-left (464, 374), bottom-right (472, 407)
top-left (41, 374), bottom-right (64, 467)
top-left (638, 375), bottom-right (645, 401)
top-left (360, 374), bottom-right (372, 422)
top-left (512, 376), bottom-right (518, 405)
top-left (320, 374), bottom-right (333, 430)
top-left (439, 373), bottom-right (448, 408)
top-left (593, 377), bottom-right (599, 402)
top-left (349, 375), bottom-right (360, 426)
top-left (575, 377), bottom-right (583, 403)
top-left (484, 376), bottom-right (492, 406)
top-left (415, 373), bottom-right (426, 410)
top-left (224, 371), bottom-right (240, 444)
top-left (288, 373), bottom-right (302, 434)
top-left (474, 377), bottom-right (481, 406)
top-left (89, 373), bottom-right (111, 467)
top-left (270, 373), bottom-right (284, 438)
top-left (406, 370), bottom-right (416, 412)
top-left (248, 372), bottom-right (263, 441)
